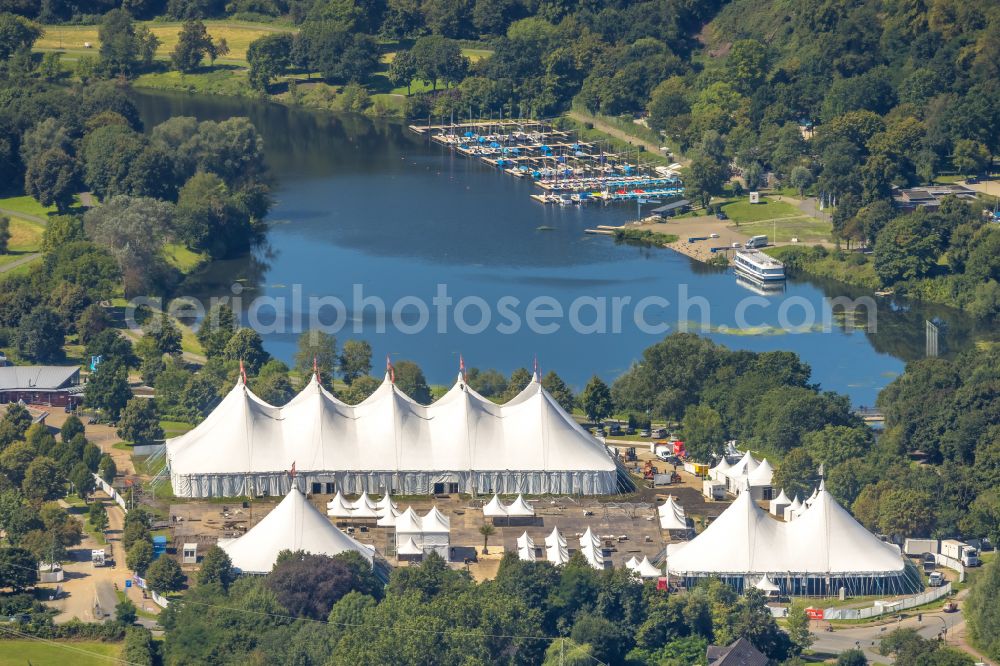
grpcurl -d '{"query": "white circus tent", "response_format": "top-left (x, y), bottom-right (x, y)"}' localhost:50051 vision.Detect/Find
top-left (167, 371), bottom-right (618, 498)
top-left (220, 487), bottom-right (372, 574)
top-left (624, 556), bottom-right (639, 571)
top-left (665, 483), bottom-right (919, 596)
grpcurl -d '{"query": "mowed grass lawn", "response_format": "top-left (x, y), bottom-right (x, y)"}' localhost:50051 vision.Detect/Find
top-left (720, 198), bottom-right (801, 223)
top-left (0, 194), bottom-right (56, 219)
top-left (0, 217), bottom-right (45, 268)
top-left (6, 217), bottom-right (44, 251)
top-left (735, 216), bottom-right (833, 242)
top-left (36, 21), bottom-right (295, 62)
top-left (0, 640), bottom-right (122, 665)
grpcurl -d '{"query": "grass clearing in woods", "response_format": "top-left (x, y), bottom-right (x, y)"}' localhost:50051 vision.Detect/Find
top-left (36, 21), bottom-right (295, 63)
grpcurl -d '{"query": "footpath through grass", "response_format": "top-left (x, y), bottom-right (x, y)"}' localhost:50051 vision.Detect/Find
top-left (0, 217), bottom-right (44, 268)
top-left (0, 639), bottom-right (122, 665)
top-left (0, 194), bottom-right (56, 219)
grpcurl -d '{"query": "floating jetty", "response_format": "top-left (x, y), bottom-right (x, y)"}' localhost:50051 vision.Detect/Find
top-left (409, 118), bottom-right (685, 207)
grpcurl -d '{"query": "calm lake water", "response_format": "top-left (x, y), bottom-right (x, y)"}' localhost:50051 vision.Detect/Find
top-left (133, 90), bottom-right (987, 406)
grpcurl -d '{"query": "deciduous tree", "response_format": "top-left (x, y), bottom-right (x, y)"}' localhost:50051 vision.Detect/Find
top-left (146, 555), bottom-right (185, 593)
top-left (24, 148), bottom-right (79, 213)
top-left (393, 360), bottom-right (432, 404)
top-left (14, 306), bottom-right (64, 362)
top-left (117, 397), bottom-right (164, 446)
top-left (339, 339), bottom-right (372, 385)
top-left (581, 375), bottom-right (612, 424)
top-left (170, 19), bottom-right (214, 72)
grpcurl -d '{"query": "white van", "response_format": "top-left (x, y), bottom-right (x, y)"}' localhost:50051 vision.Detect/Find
top-left (745, 235), bottom-right (768, 249)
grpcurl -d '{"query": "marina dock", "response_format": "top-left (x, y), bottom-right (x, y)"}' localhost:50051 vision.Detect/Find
top-left (408, 118), bottom-right (686, 209)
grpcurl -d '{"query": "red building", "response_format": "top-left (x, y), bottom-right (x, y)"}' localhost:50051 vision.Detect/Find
top-left (0, 365), bottom-right (83, 408)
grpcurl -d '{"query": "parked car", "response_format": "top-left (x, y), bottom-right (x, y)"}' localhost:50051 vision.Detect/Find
top-left (709, 232), bottom-right (720, 238)
top-left (928, 572), bottom-right (944, 587)
top-left (716, 211), bottom-right (728, 220)
top-left (640, 429), bottom-right (652, 438)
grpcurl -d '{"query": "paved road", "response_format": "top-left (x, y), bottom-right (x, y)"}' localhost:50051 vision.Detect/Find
top-left (809, 598), bottom-right (994, 665)
top-left (0, 252), bottom-right (41, 273)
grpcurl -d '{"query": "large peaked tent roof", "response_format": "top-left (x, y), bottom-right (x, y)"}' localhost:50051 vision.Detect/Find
top-left (666, 485), bottom-right (905, 576)
top-left (221, 488), bottom-right (372, 574)
top-left (167, 371), bottom-right (616, 496)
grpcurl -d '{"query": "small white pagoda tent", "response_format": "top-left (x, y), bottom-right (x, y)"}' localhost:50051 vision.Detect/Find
top-left (326, 491), bottom-right (353, 519)
top-left (505, 494), bottom-right (535, 518)
top-left (746, 459), bottom-right (774, 500)
top-left (483, 494), bottom-right (507, 521)
top-left (544, 527), bottom-right (567, 550)
top-left (376, 504), bottom-right (401, 527)
top-left (635, 556), bottom-right (662, 579)
top-left (397, 537), bottom-right (423, 561)
top-left (516, 532), bottom-right (536, 561)
top-left (547, 542), bottom-right (570, 565)
top-left (376, 492), bottom-right (398, 512)
top-left (418, 506), bottom-right (451, 560)
top-left (657, 496), bottom-right (688, 531)
top-left (709, 457), bottom-right (732, 481)
top-left (579, 527), bottom-right (605, 570)
top-left (351, 491), bottom-right (377, 511)
top-left (769, 489), bottom-right (791, 517)
top-left (754, 574), bottom-right (780, 597)
top-left (783, 496), bottom-right (803, 522)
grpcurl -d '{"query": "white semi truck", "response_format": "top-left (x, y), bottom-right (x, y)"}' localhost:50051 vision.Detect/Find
top-left (940, 539), bottom-right (980, 567)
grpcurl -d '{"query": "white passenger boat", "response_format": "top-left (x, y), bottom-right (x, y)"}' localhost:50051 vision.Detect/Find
top-left (733, 249), bottom-right (785, 283)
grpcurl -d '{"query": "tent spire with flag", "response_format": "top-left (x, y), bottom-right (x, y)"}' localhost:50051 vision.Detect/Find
top-left (239, 359), bottom-right (247, 384)
top-left (533, 354), bottom-right (539, 380)
top-left (386, 354), bottom-right (394, 383)
top-left (459, 354), bottom-right (466, 382)
top-left (313, 356), bottom-right (320, 384)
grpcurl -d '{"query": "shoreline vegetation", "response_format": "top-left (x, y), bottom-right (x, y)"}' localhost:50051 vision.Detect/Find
top-left (612, 227), bottom-right (680, 247)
